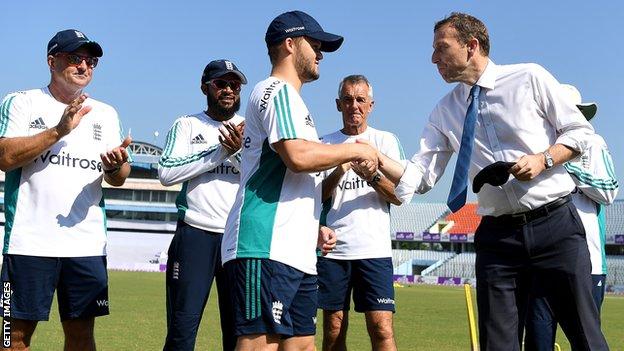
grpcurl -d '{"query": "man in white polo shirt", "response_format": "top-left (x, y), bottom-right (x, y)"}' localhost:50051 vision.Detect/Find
top-left (0, 29), bottom-right (130, 351)
top-left (318, 74), bottom-right (404, 351)
top-left (221, 10), bottom-right (379, 351)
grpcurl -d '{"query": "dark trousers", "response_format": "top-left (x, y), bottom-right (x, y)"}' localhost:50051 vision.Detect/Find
top-left (475, 201), bottom-right (608, 351)
top-left (163, 221), bottom-right (235, 351)
top-left (525, 274), bottom-right (607, 351)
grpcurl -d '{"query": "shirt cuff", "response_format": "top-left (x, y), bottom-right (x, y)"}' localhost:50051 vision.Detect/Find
top-left (395, 162), bottom-right (422, 204)
top-left (556, 128), bottom-right (594, 155)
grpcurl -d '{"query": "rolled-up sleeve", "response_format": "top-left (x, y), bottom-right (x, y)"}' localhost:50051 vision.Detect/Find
top-left (531, 64), bottom-right (595, 153)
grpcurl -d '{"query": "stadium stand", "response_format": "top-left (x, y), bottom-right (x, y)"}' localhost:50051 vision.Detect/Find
top-left (605, 200), bottom-right (624, 238)
top-left (607, 256), bottom-right (624, 286)
top-left (392, 249), bottom-right (455, 268)
top-left (429, 252), bottom-right (477, 278)
top-left (444, 203), bottom-right (481, 234)
top-left (390, 203), bottom-right (448, 236)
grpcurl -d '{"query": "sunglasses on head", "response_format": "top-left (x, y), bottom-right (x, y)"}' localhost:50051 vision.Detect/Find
top-left (208, 79), bottom-right (241, 92)
top-left (55, 53), bottom-right (99, 68)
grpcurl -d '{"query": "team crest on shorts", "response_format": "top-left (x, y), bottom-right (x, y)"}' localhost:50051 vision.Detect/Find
top-left (272, 301), bottom-right (283, 324)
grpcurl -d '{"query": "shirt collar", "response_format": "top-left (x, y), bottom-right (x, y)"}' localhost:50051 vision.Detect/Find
top-left (476, 59), bottom-right (497, 90)
top-left (460, 59), bottom-right (497, 101)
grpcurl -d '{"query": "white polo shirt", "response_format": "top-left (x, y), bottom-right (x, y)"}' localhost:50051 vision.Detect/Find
top-left (0, 88), bottom-right (124, 257)
top-left (222, 77), bottom-right (323, 275)
top-left (321, 126), bottom-right (404, 259)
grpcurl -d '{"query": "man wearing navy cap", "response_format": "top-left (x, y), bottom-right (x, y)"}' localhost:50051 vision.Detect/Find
top-left (220, 10), bottom-right (379, 351)
top-left (159, 59), bottom-right (247, 351)
top-left (0, 29), bottom-right (130, 350)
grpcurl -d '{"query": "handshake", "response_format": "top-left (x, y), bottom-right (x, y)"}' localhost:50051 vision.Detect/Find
top-left (343, 139), bottom-right (382, 182)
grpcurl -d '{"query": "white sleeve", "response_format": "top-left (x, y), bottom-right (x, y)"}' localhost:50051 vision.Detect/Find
top-left (158, 118), bottom-right (230, 186)
top-left (396, 113), bottom-right (454, 204)
top-left (380, 132), bottom-right (406, 161)
top-left (564, 135), bottom-right (618, 205)
top-left (0, 92), bottom-right (31, 138)
top-left (530, 64), bottom-right (595, 153)
top-left (265, 84), bottom-right (315, 145)
top-left (228, 151), bottom-right (242, 170)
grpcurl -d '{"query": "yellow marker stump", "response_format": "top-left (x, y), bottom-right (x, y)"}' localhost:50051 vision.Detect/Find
top-left (464, 284), bottom-right (479, 351)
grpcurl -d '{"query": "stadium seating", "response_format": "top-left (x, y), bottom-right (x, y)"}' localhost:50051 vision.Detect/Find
top-left (607, 256), bottom-right (624, 286)
top-left (391, 249), bottom-right (455, 268)
top-left (429, 252), bottom-right (477, 278)
top-left (605, 201), bottom-right (624, 237)
top-left (390, 203), bottom-right (449, 236)
top-left (444, 203), bottom-right (481, 234)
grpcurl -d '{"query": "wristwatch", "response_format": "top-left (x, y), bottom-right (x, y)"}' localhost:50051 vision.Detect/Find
top-left (543, 150), bottom-right (554, 169)
top-left (368, 173), bottom-right (382, 185)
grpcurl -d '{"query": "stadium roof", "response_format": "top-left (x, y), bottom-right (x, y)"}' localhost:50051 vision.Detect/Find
top-left (128, 141), bottom-right (162, 165)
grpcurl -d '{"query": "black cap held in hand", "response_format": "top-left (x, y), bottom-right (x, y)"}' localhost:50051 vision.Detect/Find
top-left (472, 161), bottom-right (516, 193)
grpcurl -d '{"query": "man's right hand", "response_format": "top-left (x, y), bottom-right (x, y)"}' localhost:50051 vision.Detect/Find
top-left (219, 120), bottom-right (245, 155)
top-left (55, 94), bottom-right (91, 138)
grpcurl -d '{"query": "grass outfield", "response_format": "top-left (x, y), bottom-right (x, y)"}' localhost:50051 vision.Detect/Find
top-left (29, 271), bottom-right (624, 350)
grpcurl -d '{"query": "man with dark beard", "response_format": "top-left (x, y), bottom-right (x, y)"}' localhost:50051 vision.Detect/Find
top-left (158, 59), bottom-right (246, 351)
top-left (221, 10), bottom-right (379, 351)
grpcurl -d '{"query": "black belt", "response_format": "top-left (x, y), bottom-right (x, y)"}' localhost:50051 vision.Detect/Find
top-left (486, 195), bottom-right (571, 226)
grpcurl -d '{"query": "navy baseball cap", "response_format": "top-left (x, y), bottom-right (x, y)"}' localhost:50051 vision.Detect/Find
top-left (201, 59), bottom-right (247, 84)
top-left (265, 10), bottom-right (344, 52)
top-left (47, 29), bottom-right (103, 57)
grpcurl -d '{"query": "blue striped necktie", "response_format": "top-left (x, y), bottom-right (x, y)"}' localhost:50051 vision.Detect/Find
top-left (447, 85), bottom-right (481, 212)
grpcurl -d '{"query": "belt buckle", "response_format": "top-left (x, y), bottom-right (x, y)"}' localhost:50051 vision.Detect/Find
top-left (510, 212), bottom-right (528, 225)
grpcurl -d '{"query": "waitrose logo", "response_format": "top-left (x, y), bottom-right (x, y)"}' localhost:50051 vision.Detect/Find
top-left (34, 150), bottom-right (102, 172)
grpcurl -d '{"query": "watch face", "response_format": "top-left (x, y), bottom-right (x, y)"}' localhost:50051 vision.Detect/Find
top-left (545, 153), bottom-right (554, 168)
top-left (543, 151), bottom-right (555, 169)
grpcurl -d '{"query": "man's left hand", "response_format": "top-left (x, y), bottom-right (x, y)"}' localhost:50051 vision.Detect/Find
top-left (317, 226), bottom-right (337, 256)
top-left (510, 153), bottom-right (546, 181)
top-left (101, 136), bottom-right (132, 172)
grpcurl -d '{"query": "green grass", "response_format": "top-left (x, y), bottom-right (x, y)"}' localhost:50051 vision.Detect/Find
top-left (26, 271), bottom-right (624, 350)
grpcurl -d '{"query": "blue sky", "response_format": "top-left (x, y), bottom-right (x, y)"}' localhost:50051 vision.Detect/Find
top-left (1, 1), bottom-right (622, 202)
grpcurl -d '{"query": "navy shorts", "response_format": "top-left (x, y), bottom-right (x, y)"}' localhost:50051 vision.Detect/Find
top-left (224, 258), bottom-right (317, 337)
top-left (317, 257), bottom-right (395, 313)
top-left (0, 254), bottom-right (109, 321)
